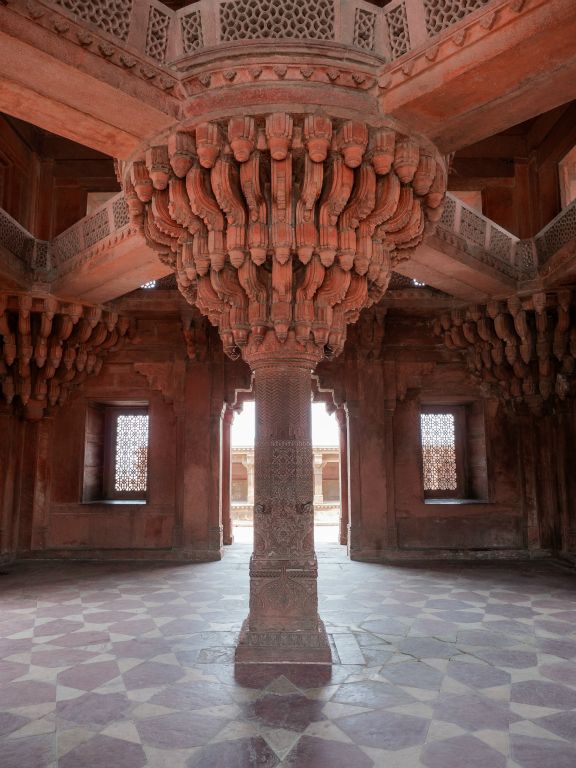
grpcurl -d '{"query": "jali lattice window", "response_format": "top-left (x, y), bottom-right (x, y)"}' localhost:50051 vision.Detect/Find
top-left (420, 408), bottom-right (466, 498)
top-left (83, 404), bottom-right (150, 503)
top-left (114, 414), bottom-right (149, 494)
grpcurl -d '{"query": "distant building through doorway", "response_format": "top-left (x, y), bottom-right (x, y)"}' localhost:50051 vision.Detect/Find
top-left (231, 402), bottom-right (341, 543)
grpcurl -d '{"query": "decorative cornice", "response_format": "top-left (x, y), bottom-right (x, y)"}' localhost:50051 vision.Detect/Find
top-left (380, 0), bottom-right (542, 93)
top-left (6, 0), bottom-right (179, 94)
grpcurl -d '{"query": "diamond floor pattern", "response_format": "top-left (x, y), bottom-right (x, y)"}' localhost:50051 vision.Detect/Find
top-left (0, 539), bottom-right (575, 767)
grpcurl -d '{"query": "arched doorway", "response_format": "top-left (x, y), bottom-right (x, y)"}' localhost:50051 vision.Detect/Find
top-left (228, 401), bottom-right (344, 546)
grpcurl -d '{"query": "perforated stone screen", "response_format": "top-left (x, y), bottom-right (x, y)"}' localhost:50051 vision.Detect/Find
top-left (353, 8), bottom-right (377, 51)
top-left (385, 2), bottom-right (410, 59)
top-left (420, 413), bottom-right (457, 491)
top-left (423, 0), bottom-right (490, 36)
top-left (219, 0), bottom-right (335, 41)
top-left (55, 0), bottom-right (132, 41)
top-left (114, 414), bottom-right (149, 493)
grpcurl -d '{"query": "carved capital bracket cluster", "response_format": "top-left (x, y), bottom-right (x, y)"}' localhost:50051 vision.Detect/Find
top-left (122, 112), bottom-right (446, 363)
top-left (434, 290), bottom-right (576, 411)
top-left (0, 292), bottom-right (133, 420)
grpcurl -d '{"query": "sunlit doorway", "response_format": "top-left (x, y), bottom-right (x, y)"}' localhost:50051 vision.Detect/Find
top-left (230, 401), bottom-right (341, 545)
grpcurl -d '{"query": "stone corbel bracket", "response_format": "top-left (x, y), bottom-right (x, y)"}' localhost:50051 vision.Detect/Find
top-left (434, 290), bottom-right (576, 410)
top-left (124, 112), bottom-right (446, 362)
top-left (0, 292), bottom-right (133, 420)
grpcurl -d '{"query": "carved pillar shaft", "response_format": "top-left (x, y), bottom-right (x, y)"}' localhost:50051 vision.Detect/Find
top-left (336, 407), bottom-right (350, 547)
top-left (313, 458), bottom-right (324, 504)
top-left (221, 406), bottom-right (234, 546)
top-left (236, 333), bottom-right (330, 662)
top-left (246, 459), bottom-right (255, 504)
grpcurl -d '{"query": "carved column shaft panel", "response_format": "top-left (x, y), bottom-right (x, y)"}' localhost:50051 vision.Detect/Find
top-left (236, 332), bottom-right (330, 662)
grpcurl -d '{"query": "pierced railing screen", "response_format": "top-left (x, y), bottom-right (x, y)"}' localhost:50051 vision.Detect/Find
top-left (420, 413), bottom-right (457, 491)
top-left (114, 414), bottom-right (149, 493)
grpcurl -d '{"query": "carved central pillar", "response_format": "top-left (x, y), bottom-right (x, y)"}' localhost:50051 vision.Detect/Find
top-left (121, 105), bottom-right (447, 662)
top-left (237, 332), bottom-right (328, 661)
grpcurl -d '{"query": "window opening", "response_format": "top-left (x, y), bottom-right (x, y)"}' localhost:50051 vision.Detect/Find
top-left (114, 413), bottom-right (149, 494)
top-left (420, 410), bottom-right (460, 498)
top-left (83, 405), bottom-right (149, 503)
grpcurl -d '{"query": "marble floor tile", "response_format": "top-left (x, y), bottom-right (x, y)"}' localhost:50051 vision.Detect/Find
top-left (0, 546), bottom-right (575, 767)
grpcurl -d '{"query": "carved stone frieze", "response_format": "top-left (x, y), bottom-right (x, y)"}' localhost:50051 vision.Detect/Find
top-left (183, 64), bottom-right (376, 96)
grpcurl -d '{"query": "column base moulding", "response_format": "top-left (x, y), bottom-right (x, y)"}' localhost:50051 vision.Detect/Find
top-left (235, 618), bottom-right (331, 664)
top-left (349, 547), bottom-right (554, 563)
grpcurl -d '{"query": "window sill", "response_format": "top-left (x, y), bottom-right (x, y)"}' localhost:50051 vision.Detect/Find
top-left (82, 500), bottom-right (148, 505)
top-left (424, 498), bottom-right (490, 505)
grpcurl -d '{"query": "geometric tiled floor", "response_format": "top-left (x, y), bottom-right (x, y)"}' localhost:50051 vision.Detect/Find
top-left (1, 541), bottom-right (575, 767)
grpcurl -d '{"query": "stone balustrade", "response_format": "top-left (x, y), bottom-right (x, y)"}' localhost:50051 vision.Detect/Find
top-left (50, 193), bottom-right (130, 272)
top-left (1, 191), bottom-right (573, 289)
top-left (535, 198), bottom-right (576, 266)
top-left (382, 0), bottom-right (491, 59)
top-left (45, 0), bottom-right (496, 65)
top-left (0, 208), bottom-right (52, 274)
top-left (437, 193), bottom-right (535, 278)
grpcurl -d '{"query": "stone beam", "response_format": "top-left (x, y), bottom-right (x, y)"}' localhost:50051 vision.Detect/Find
top-left (395, 193), bottom-right (525, 300)
top-left (0, 4), bottom-right (178, 157)
top-left (0, 244), bottom-right (31, 291)
top-left (47, 193), bottom-right (171, 303)
top-left (51, 230), bottom-right (171, 304)
top-left (397, 230), bottom-right (516, 301)
top-left (382, 0), bottom-right (576, 153)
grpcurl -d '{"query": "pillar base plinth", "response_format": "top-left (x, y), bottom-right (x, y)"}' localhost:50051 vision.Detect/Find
top-left (235, 619), bottom-right (332, 664)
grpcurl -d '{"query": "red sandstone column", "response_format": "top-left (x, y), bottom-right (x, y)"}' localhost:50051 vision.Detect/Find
top-left (236, 332), bottom-right (331, 663)
top-left (222, 405), bottom-right (234, 545)
top-left (335, 407), bottom-right (349, 547)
